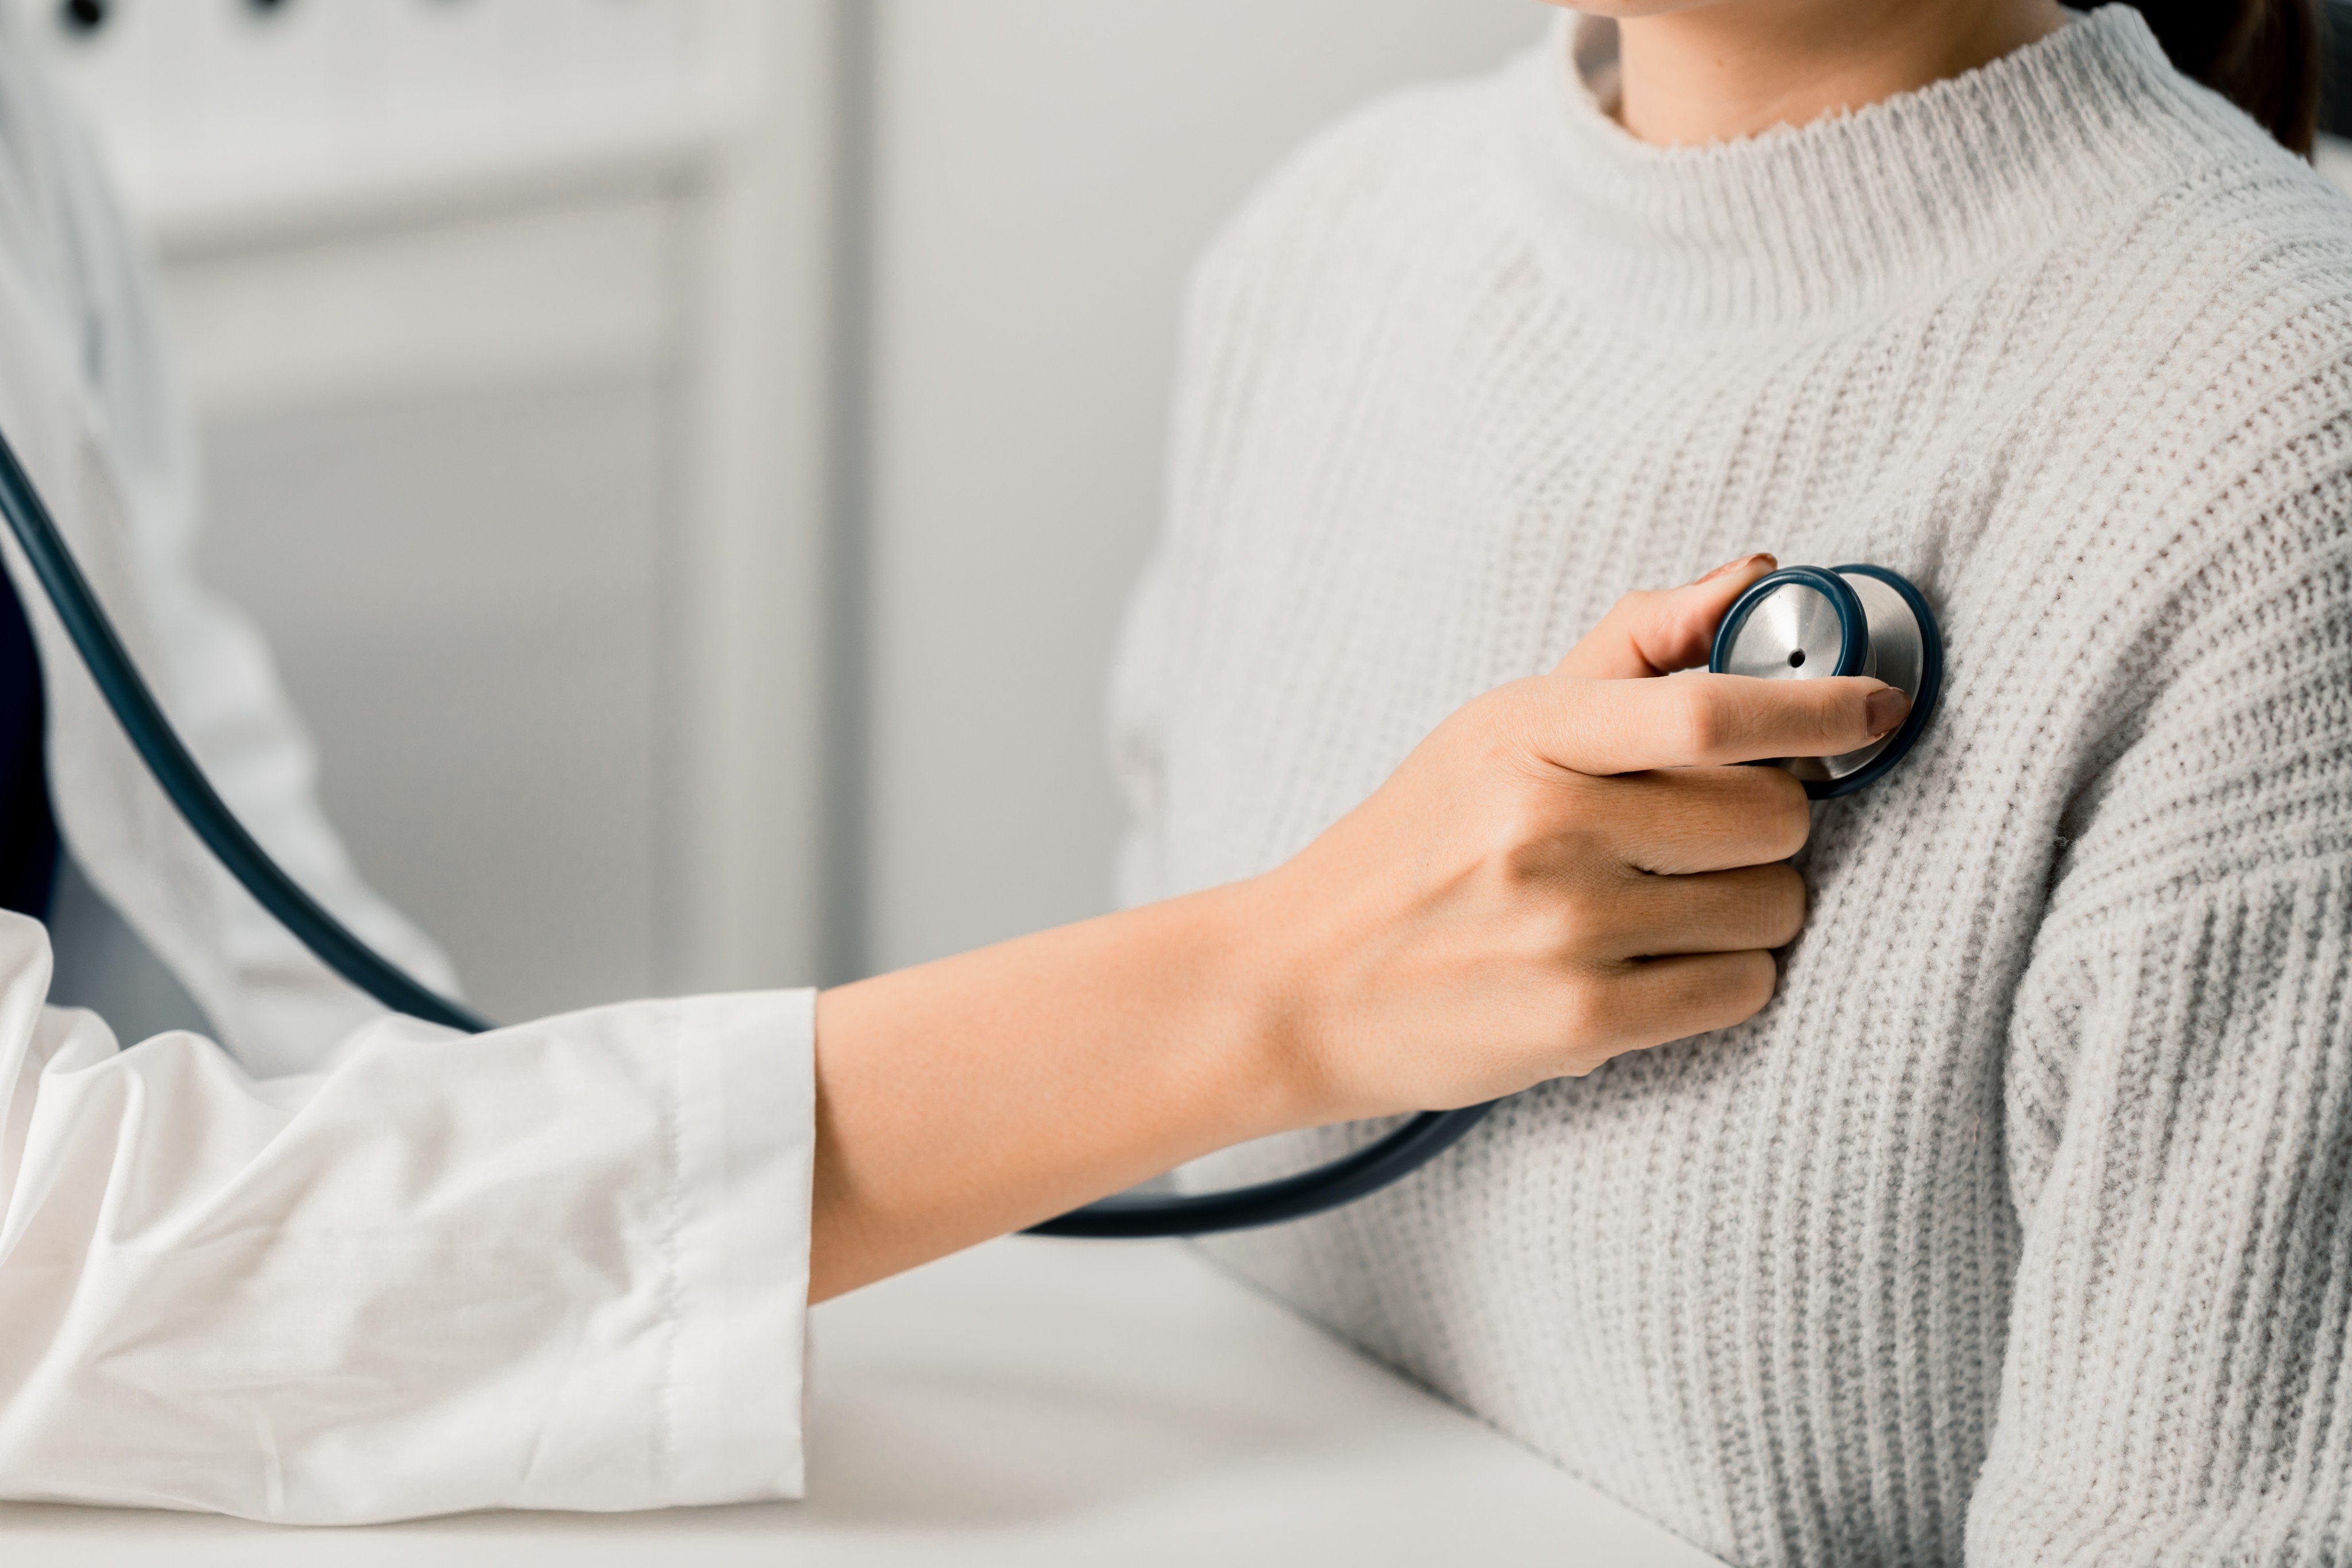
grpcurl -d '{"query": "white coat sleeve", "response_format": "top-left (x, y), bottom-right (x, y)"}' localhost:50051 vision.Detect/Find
top-left (0, 913), bottom-right (816, 1524)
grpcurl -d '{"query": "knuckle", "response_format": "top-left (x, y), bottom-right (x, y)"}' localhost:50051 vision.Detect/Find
top-left (1486, 790), bottom-right (1567, 876)
top-left (1822, 683), bottom-right (1872, 748)
top-left (1751, 759), bottom-right (1806, 807)
top-left (1671, 683), bottom-right (1733, 760)
top-left (1727, 949), bottom-right (1779, 1015)
top-left (1457, 692), bottom-right (1543, 775)
top-left (1758, 768), bottom-right (1813, 852)
top-left (1793, 688), bottom-right (1841, 751)
top-left (1760, 866), bottom-right (1808, 944)
top-left (1552, 972), bottom-right (1621, 1063)
top-left (1682, 766), bottom-right (1808, 862)
top-left (1494, 827), bottom-right (1550, 883)
top-left (1463, 679), bottom-right (1535, 741)
top-left (1548, 878), bottom-right (1613, 956)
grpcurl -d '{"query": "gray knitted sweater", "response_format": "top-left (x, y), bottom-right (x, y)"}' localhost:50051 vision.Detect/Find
top-left (1111, 9), bottom-right (2352, 1564)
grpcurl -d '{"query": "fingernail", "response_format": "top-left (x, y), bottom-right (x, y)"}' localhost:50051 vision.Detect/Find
top-left (1866, 686), bottom-right (1911, 737)
top-left (1698, 552), bottom-right (1776, 584)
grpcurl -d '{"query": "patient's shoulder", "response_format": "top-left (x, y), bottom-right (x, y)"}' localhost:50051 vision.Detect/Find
top-left (2114, 133), bottom-right (2352, 372)
top-left (2050, 139), bottom-right (2352, 523)
top-left (1183, 64), bottom-right (1520, 331)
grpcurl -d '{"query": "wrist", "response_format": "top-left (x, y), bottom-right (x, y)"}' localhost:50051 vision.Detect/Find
top-left (1189, 871), bottom-right (1345, 1138)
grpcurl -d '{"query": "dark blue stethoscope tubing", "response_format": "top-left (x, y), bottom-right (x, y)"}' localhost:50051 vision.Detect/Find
top-left (1026, 1100), bottom-right (1497, 1238)
top-left (0, 424), bottom-right (493, 1034)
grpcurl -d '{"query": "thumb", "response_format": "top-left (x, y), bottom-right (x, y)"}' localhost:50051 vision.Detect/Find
top-left (1553, 553), bottom-right (1778, 680)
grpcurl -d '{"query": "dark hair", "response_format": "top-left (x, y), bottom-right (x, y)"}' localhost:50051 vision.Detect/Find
top-left (2118, 0), bottom-right (2323, 155)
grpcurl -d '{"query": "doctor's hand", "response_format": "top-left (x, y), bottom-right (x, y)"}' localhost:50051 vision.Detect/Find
top-left (810, 553), bottom-right (1904, 1299)
top-left (1250, 552), bottom-right (1909, 1123)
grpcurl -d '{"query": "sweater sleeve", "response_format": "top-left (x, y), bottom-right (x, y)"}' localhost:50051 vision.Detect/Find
top-left (1968, 480), bottom-right (2352, 1561)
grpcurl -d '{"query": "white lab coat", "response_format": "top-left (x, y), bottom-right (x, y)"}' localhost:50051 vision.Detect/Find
top-left (0, 24), bottom-right (815, 1524)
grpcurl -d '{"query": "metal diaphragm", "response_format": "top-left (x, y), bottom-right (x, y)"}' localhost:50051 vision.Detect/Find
top-left (1708, 562), bottom-right (1943, 798)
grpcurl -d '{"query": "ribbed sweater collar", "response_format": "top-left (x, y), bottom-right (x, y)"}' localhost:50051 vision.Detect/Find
top-left (1501, 5), bottom-right (2262, 329)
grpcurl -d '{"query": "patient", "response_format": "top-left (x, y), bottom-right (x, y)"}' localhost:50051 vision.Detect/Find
top-left (1111, 2), bottom-right (2352, 1562)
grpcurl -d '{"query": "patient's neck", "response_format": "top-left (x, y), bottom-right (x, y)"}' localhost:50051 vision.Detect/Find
top-left (1604, 0), bottom-right (2068, 147)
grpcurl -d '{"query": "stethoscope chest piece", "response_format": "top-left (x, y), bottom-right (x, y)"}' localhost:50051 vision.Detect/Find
top-left (1708, 563), bottom-right (1942, 798)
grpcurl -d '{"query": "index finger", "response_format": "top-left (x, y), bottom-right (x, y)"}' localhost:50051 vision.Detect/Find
top-left (1516, 671), bottom-right (1908, 776)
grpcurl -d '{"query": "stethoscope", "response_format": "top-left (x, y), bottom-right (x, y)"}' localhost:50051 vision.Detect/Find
top-left (0, 424), bottom-right (1942, 1238)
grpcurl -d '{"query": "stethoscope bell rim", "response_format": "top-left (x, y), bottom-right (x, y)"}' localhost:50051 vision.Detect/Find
top-left (1708, 562), bottom-right (1943, 800)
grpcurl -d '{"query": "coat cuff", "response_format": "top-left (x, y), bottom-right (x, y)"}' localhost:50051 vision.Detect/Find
top-left (658, 988), bottom-right (815, 1505)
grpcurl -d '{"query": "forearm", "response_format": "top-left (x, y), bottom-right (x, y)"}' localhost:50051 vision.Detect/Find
top-left (809, 882), bottom-right (1308, 1300)
top-left (809, 560), bottom-right (1893, 1302)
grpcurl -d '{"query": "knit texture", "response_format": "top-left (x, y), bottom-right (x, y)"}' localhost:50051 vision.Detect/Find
top-left (1111, 10), bottom-right (2352, 1565)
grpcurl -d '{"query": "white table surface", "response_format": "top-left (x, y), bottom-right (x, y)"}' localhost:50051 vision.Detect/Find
top-left (0, 1235), bottom-right (1725, 1566)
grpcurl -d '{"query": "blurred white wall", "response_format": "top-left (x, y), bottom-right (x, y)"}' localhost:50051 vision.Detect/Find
top-left (24, 0), bottom-right (833, 1022)
top-left (859, 0), bottom-right (1550, 974)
